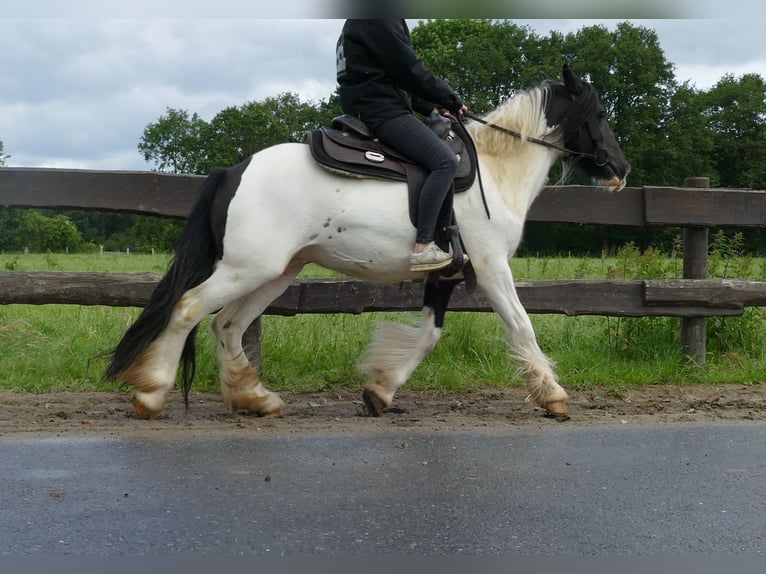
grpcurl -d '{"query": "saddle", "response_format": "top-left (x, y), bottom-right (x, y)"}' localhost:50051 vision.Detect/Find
top-left (303, 113), bottom-right (478, 277)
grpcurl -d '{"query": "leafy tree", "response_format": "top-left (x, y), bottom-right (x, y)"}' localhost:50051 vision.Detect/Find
top-left (412, 19), bottom-right (552, 113)
top-left (657, 81), bottom-right (716, 186)
top-left (63, 211), bottom-right (136, 247)
top-left (200, 93), bottom-right (336, 173)
top-left (102, 216), bottom-right (182, 253)
top-left (700, 73), bottom-right (766, 254)
top-left (0, 138), bottom-right (8, 166)
top-left (11, 210), bottom-right (82, 252)
top-left (703, 73), bottom-right (766, 190)
top-left (138, 108), bottom-right (208, 174)
top-left (139, 93), bottom-right (339, 175)
top-left (0, 209), bottom-right (23, 250)
top-left (559, 22), bottom-right (677, 187)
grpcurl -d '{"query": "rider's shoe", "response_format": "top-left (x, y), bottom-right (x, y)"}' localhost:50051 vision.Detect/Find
top-left (409, 242), bottom-right (453, 272)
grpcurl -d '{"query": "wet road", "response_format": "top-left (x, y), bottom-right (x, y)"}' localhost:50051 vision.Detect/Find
top-left (1, 422), bottom-right (765, 555)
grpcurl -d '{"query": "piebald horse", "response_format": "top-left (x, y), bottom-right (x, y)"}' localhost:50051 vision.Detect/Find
top-left (105, 65), bottom-right (629, 420)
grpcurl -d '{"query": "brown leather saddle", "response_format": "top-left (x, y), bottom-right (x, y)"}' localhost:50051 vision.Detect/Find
top-left (303, 113), bottom-right (478, 277)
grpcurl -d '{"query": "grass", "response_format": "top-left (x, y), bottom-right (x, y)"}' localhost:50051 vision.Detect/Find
top-left (1, 247), bottom-right (765, 395)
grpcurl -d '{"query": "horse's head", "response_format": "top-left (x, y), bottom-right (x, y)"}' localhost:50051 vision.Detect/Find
top-left (545, 64), bottom-right (630, 191)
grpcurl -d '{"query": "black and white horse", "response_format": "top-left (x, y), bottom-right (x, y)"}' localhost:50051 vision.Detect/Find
top-left (105, 65), bottom-right (629, 420)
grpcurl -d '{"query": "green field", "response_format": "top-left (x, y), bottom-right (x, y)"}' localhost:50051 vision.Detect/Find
top-left (1, 249), bottom-right (765, 395)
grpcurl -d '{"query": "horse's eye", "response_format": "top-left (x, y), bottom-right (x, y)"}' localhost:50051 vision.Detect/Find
top-left (597, 111), bottom-right (606, 120)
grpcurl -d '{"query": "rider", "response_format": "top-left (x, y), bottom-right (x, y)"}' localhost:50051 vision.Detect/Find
top-left (335, 19), bottom-right (469, 272)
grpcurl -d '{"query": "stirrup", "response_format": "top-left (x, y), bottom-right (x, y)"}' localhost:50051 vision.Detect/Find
top-left (439, 225), bottom-right (468, 277)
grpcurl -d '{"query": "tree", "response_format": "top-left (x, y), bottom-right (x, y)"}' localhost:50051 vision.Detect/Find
top-left (102, 215), bottom-right (182, 253)
top-left (63, 211), bottom-right (135, 247)
top-left (0, 209), bottom-right (23, 250)
top-left (703, 73), bottom-right (766, 190)
top-left (200, 93), bottom-right (336, 173)
top-left (8, 210), bottom-right (83, 252)
top-left (138, 93), bottom-right (338, 175)
top-left (656, 81), bottom-right (716, 186)
top-left (412, 19), bottom-right (559, 114)
top-left (138, 108), bottom-right (208, 174)
top-left (700, 73), bottom-right (766, 255)
top-left (0, 138), bottom-right (9, 166)
top-left (559, 22), bottom-right (677, 187)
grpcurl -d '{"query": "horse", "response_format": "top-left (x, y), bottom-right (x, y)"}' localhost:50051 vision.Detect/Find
top-left (104, 64), bottom-right (629, 420)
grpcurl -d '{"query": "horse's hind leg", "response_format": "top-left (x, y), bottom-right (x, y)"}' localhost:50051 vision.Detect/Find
top-left (126, 274), bottom-right (241, 418)
top-left (211, 268), bottom-right (302, 416)
top-left (127, 263), bottom-right (290, 418)
top-left (359, 279), bottom-right (458, 415)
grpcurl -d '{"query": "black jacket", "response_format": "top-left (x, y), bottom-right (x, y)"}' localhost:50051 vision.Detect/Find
top-left (336, 19), bottom-right (463, 129)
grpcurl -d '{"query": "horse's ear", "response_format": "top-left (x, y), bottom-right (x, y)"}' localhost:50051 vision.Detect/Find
top-left (562, 63), bottom-right (584, 96)
top-left (540, 71), bottom-right (551, 81)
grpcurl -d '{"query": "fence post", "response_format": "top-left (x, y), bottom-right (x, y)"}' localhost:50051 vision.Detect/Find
top-left (681, 176), bottom-right (710, 364)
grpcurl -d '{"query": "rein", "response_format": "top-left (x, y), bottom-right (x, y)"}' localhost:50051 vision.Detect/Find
top-left (463, 111), bottom-right (607, 166)
top-left (455, 108), bottom-right (611, 222)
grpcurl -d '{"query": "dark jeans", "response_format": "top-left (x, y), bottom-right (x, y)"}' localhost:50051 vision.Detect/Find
top-left (373, 114), bottom-right (458, 244)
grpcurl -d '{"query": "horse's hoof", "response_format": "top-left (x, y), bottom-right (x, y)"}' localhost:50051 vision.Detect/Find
top-left (257, 395), bottom-right (285, 417)
top-left (132, 392), bottom-right (165, 419)
top-left (362, 389), bottom-right (387, 417)
top-left (228, 392), bottom-right (285, 417)
top-left (544, 400), bottom-right (570, 421)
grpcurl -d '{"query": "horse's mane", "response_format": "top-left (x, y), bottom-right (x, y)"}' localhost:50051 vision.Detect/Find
top-left (467, 84), bottom-right (551, 156)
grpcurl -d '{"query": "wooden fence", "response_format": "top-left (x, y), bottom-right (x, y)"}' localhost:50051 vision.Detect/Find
top-left (2, 167), bottom-right (766, 364)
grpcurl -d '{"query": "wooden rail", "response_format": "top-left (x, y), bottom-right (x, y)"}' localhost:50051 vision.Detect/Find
top-left (3, 168), bottom-right (766, 363)
top-left (4, 167), bottom-right (766, 225)
top-left (2, 273), bottom-right (763, 318)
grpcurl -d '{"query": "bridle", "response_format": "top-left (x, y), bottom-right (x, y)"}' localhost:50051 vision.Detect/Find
top-left (463, 111), bottom-right (610, 167)
top-left (455, 109), bottom-right (612, 221)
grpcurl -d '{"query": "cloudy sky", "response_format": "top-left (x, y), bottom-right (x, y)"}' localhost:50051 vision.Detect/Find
top-left (2, 3), bottom-right (765, 171)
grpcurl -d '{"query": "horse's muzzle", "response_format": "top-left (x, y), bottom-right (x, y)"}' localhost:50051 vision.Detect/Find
top-left (597, 176), bottom-right (627, 192)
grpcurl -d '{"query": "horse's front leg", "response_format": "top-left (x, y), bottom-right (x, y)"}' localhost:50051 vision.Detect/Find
top-left (477, 261), bottom-right (569, 418)
top-left (359, 279), bottom-right (459, 415)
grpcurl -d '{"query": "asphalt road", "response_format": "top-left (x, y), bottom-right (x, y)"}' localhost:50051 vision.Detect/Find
top-left (1, 422), bottom-right (765, 555)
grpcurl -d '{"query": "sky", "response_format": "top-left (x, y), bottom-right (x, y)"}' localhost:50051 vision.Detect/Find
top-left (1, 2), bottom-right (765, 171)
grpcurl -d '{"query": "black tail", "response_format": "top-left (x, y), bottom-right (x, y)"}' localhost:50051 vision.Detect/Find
top-left (103, 168), bottom-right (228, 405)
